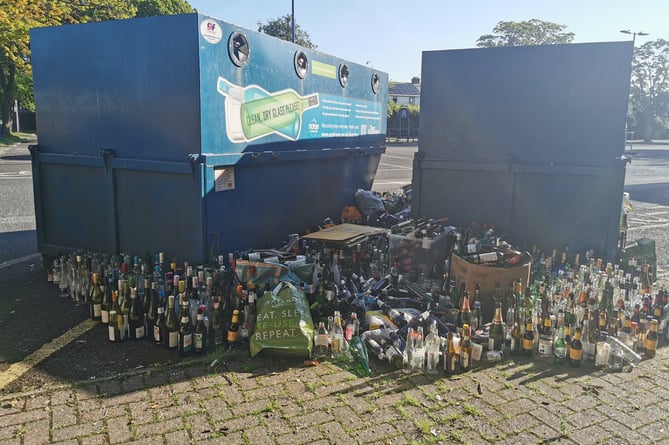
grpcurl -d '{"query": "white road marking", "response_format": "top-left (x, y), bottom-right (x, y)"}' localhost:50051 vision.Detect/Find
top-left (0, 253), bottom-right (41, 270)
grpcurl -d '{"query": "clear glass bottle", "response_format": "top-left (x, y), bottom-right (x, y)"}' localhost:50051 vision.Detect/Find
top-left (314, 321), bottom-right (329, 359)
top-left (595, 332), bottom-right (610, 368)
top-left (424, 321), bottom-right (441, 375)
top-left (412, 326), bottom-right (426, 371)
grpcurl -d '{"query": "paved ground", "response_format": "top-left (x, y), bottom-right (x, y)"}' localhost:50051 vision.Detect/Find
top-left (1, 139), bottom-right (668, 444)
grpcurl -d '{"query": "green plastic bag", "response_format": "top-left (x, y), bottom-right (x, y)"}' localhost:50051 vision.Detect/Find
top-left (250, 282), bottom-right (314, 358)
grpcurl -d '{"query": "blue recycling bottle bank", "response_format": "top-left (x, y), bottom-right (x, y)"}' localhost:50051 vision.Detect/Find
top-left (29, 13), bottom-right (388, 263)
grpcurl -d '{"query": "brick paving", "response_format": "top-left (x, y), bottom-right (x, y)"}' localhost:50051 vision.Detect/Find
top-left (1, 343), bottom-right (668, 445)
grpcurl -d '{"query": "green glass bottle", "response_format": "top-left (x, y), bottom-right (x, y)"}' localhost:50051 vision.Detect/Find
top-left (165, 295), bottom-right (179, 350)
top-left (108, 291), bottom-right (124, 342)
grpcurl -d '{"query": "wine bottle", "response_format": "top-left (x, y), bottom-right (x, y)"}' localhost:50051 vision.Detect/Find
top-left (154, 306), bottom-right (165, 346)
top-left (128, 288), bottom-right (145, 340)
top-left (459, 324), bottom-right (472, 372)
top-left (145, 282), bottom-right (158, 341)
top-left (108, 291), bottom-right (124, 342)
top-left (165, 295), bottom-right (179, 350)
top-left (100, 275), bottom-right (113, 325)
top-left (314, 321), bottom-right (329, 359)
top-left (444, 331), bottom-right (459, 375)
top-left (193, 307), bottom-right (208, 354)
top-left (537, 315), bottom-right (554, 358)
top-left (178, 303), bottom-right (193, 357)
top-left (331, 315), bottom-right (345, 357)
top-left (211, 298), bottom-right (224, 348)
top-left (89, 273), bottom-right (103, 321)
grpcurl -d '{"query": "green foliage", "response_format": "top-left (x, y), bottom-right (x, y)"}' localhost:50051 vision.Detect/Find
top-left (132, 0), bottom-right (194, 17)
top-left (477, 19), bottom-right (574, 47)
top-left (387, 101), bottom-right (420, 138)
top-left (257, 14), bottom-right (316, 49)
top-left (629, 39), bottom-right (669, 140)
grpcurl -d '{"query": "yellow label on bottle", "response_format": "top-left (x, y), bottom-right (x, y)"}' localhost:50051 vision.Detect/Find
top-left (569, 348), bottom-right (583, 361)
top-left (522, 338), bottom-right (534, 350)
top-left (227, 330), bottom-right (239, 343)
top-left (646, 338), bottom-right (657, 351)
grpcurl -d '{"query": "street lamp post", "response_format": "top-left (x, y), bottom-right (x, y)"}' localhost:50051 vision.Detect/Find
top-left (620, 30), bottom-right (649, 46)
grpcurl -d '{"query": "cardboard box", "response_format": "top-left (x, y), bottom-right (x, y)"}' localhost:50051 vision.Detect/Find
top-left (450, 253), bottom-right (532, 322)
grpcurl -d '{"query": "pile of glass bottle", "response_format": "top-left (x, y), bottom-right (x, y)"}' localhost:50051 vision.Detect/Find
top-left (44, 221), bottom-right (668, 375)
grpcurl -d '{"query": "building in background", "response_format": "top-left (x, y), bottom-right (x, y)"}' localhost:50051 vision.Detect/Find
top-left (389, 77), bottom-right (420, 106)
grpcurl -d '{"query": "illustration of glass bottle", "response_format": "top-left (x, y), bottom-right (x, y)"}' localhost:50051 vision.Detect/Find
top-left (217, 77), bottom-right (319, 142)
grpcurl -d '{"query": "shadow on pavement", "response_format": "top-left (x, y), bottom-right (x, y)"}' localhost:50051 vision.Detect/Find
top-left (625, 183), bottom-right (669, 206)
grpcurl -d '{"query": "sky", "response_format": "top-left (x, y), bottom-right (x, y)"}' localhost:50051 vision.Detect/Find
top-left (188, 0), bottom-right (668, 82)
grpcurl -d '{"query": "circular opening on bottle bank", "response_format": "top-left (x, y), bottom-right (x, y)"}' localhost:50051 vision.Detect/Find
top-left (338, 64), bottom-right (350, 88)
top-left (371, 72), bottom-right (381, 94)
top-left (228, 31), bottom-right (250, 67)
top-left (294, 51), bottom-right (309, 79)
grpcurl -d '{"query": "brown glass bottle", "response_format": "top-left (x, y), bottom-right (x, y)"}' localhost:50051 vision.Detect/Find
top-left (522, 321), bottom-right (534, 357)
top-left (568, 327), bottom-right (583, 367)
top-left (645, 319), bottom-right (659, 358)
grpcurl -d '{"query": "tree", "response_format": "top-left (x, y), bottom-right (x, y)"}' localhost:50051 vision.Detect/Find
top-left (629, 39), bottom-right (669, 141)
top-left (132, 0), bottom-right (193, 17)
top-left (257, 14), bottom-right (316, 49)
top-left (477, 19), bottom-right (574, 48)
top-left (0, 0), bottom-right (136, 136)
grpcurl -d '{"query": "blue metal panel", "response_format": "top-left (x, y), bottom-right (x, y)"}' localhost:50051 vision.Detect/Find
top-left (30, 14), bottom-right (201, 161)
top-left (30, 13), bottom-right (388, 263)
top-left (418, 42), bottom-right (633, 165)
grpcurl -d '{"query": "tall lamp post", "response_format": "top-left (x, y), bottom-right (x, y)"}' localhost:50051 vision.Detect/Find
top-left (620, 29), bottom-right (649, 46)
top-left (291, 0), bottom-right (295, 43)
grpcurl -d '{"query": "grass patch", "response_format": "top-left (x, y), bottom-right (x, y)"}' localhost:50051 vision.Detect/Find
top-left (0, 132), bottom-right (35, 146)
top-left (398, 393), bottom-right (420, 407)
top-left (523, 382), bottom-right (547, 396)
top-left (416, 418), bottom-right (435, 435)
top-left (263, 400), bottom-right (280, 413)
top-left (14, 425), bottom-right (26, 439)
top-left (462, 403), bottom-right (482, 417)
top-left (448, 429), bottom-right (466, 443)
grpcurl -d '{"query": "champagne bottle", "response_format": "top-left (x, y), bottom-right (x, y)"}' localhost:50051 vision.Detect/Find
top-left (227, 309), bottom-right (240, 346)
top-left (489, 304), bottom-right (505, 352)
top-left (165, 295), bottom-right (179, 350)
top-left (128, 288), bottom-right (145, 340)
top-left (193, 307), bottom-right (208, 354)
top-left (108, 291), bottom-right (124, 342)
top-left (568, 327), bottom-right (583, 367)
top-left (522, 321), bottom-right (534, 357)
top-left (89, 273), bottom-right (103, 321)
